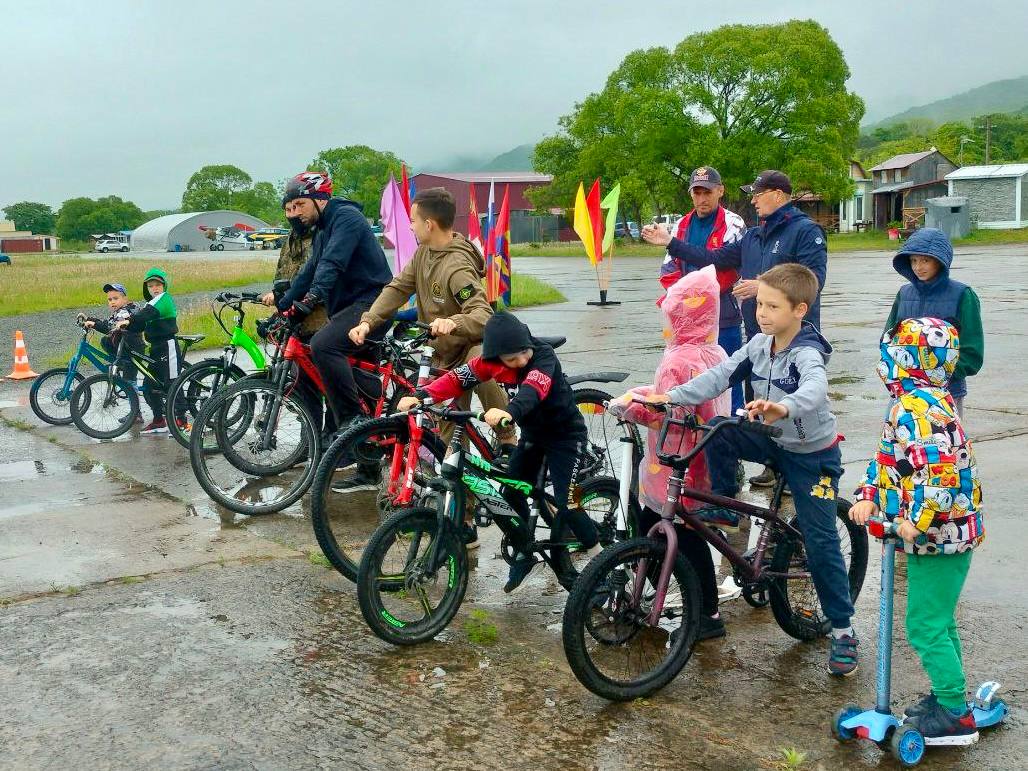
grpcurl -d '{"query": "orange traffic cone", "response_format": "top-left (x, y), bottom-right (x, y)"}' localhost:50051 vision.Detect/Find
top-left (6, 331), bottom-right (39, 380)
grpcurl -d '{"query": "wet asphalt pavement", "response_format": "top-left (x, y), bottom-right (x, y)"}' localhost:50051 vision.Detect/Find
top-left (1, 245), bottom-right (1026, 770)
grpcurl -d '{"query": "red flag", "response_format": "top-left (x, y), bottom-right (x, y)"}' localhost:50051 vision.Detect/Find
top-left (400, 164), bottom-right (412, 216)
top-left (467, 183), bottom-right (483, 254)
top-left (586, 179), bottom-right (604, 263)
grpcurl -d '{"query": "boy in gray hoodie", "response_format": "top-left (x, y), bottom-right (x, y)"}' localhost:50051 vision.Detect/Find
top-left (646, 263), bottom-right (857, 676)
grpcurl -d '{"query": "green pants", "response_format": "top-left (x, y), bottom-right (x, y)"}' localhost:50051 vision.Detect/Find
top-left (905, 550), bottom-right (973, 711)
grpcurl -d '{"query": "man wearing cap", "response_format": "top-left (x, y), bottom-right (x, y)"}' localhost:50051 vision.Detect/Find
top-left (275, 171), bottom-right (393, 439)
top-left (656, 166), bottom-right (747, 412)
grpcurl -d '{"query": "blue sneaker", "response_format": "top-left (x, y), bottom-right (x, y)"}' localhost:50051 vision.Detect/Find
top-left (503, 555), bottom-right (540, 593)
top-left (694, 505), bottom-right (740, 533)
top-left (828, 633), bottom-right (859, 677)
top-left (910, 701), bottom-right (978, 746)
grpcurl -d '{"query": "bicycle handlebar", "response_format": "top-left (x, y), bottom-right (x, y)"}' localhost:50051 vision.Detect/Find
top-left (644, 402), bottom-right (783, 467)
top-left (416, 404), bottom-right (512, 428)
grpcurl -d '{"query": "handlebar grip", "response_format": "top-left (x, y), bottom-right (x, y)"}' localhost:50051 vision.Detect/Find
top-left (739, 420), bottom-right (783, 438)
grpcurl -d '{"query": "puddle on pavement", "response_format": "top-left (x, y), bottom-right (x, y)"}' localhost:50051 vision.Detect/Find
top-left (0, 459), bottom-right (47, 481)
top-left (0, 398), bottom-right (28, 409)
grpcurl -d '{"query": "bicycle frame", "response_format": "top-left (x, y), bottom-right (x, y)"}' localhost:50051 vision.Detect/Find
top-left (63, 329), bottom-right (113, 396)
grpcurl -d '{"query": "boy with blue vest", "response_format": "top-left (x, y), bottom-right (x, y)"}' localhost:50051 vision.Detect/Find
top-left (884, 228), bottom-right (983, 416)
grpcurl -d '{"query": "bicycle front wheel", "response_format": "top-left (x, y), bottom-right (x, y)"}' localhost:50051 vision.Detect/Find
top-left (574, 388), bottom-right (640, 480)
top-left (562, 536), bottom-right (701, 701)
top-left (166, 359), bottom-right (249, 449)
top-left (357, 507), bottom-right (468, 646)
top-left (30, 367), bottom-right (85, 425)
top-left (768, 499), bottom-right (869, 641)
top-left (189, 380), bottom-right (319, 515)
top-left (70, 373), bottom-right (139, 439)
top-left (310, 415), bottom-right (445, 582)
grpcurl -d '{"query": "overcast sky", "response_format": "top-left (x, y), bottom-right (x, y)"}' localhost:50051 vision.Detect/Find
top-left (2, 0), bottom-right (1026, 211)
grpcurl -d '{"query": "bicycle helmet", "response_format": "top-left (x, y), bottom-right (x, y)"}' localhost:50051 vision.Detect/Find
top-left (282, 171), bottom-right (333, 204)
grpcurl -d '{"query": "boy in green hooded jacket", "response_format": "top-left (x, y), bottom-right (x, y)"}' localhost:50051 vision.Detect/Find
top-left (120, 267), bottom-right (180, 433)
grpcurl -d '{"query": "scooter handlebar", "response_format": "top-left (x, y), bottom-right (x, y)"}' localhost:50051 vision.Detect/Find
top-left (866, 516), bottom-right (928, 546)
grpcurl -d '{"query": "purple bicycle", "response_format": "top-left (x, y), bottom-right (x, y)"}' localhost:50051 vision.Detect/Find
top-left (562, 403), bottom-right (867, 701)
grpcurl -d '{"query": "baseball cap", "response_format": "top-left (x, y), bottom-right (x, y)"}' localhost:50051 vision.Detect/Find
top-left (688, 166), bottom-right (722, 190)
top-left (741, 170), bottom-right (793, 195)
top-left (102, 283), bottom-right (127, 295)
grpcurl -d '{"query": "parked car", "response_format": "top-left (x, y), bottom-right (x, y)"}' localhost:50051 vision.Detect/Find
top-left (0, 253), bottom-right (11, 266)
top-left (651, 214), bottom-right (683, 233)
top-left (370, 223), bottom-right (384, 241)
top-left (95, 239), bottom-right (129, 253)
top-left (614, 221), bottom-right (640, 239)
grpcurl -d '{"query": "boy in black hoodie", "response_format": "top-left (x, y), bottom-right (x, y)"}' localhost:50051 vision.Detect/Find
top-left (397, 312), bottom-right (602, 592)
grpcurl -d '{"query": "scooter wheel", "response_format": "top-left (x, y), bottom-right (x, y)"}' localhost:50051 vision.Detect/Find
top-left (831, 702), bottom-right (861, 742)
top-left (890, 725), bottom-right (926, 767)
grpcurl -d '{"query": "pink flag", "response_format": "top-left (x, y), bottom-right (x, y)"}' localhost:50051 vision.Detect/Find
top-left (380, 174), bottom-right (418, 274)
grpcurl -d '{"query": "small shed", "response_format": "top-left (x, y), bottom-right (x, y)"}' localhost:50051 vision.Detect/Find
top-left (945, 164), bottom-right (1028, 229)
top-left (925, 196), bottom-right (971, 240)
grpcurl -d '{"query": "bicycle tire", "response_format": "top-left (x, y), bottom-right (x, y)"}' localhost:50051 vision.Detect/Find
top-left (562, 537), bottom-right (701, 701)
top-left (166, 359), bottom-right (248, 449)
top-left (215, 380), bottom-right (312, 477)
top-left (573, 388), bottom-right (641, 480)
top-left (69, 373), bottom-right (139, 439)
top-left (310, 415), bottom-right (446, 582)
top-left (549, 475), bottom-right (642, 590)
top-left (189, 380), bottom-right (319, 515)
top-left (356, 507), bottom-right (468, 646)
top-left (768, 499), bottom-right (868, 641)
top-left (30, 367), bottom-right (85, 425)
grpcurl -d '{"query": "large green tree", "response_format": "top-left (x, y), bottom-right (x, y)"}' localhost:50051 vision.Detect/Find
top-left (231, 181), bottom-right (283, 225)
top-left (2, 201), bottom-right (57, 234)
top-left (532, 20), bottom-right (864, 217)
top-left (309, 145), bottom-right (405, 218)
top-left (55, 196), bottom-right (145, 241)
top-left (181, 164), bottom-right (253, 211)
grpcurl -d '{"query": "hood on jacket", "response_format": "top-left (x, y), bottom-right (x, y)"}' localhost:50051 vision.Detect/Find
top-left (893, 227), bottom-right (953, 289)
top-left (768, 319), bottom-right (833, 362)
top-left (143, 266), bottom-right (170, 300)
top-left (432, 232), bottom-right (486, 277)
top-left (482, 312), bottom-right (534, 360)
top-left (662, 265), bottom-right (720, 346)
top-left (878, 316), bottom-right (959, 396)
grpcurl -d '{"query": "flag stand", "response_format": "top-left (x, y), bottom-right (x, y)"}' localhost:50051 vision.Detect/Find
top-left (586, 246), bottom-right (619, 306)
top-left (586, 289), bottom-right (620, 306)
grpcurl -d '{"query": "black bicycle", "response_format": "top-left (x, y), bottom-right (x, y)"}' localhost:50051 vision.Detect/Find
top-left (355, 405), bottom-right (636, 645)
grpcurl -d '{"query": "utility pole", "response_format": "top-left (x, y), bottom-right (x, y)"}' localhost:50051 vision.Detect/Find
top-left (985, 115), bottom-right (992, 165)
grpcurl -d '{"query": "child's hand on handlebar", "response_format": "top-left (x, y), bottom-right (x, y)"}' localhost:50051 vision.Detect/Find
top-left (349, 321), bottom-right (371, 345)
top-left (83, 320), bottom-right (95, 329)
top-left (896, 519), bottom-right (921, 544)
top-left (640, 393), bottom-right (671, 407)
top-left (260, 292), bottom-right (276, 306)
top-left (429, 318), bottom-right (457, 336)
top-left (483, 408), bottom-right (513, 427)
top-left (113, 320), bottom-right (129, 330)
top-left (745, 399), bottom-right (788, 424)
top-left (848, 499), bottom-right (878, 525)
top-left (396, 395), bottom-right (421, 412)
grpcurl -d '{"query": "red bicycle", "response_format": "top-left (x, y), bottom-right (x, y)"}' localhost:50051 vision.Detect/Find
top-left (188, 312), bottom-right (432, 516)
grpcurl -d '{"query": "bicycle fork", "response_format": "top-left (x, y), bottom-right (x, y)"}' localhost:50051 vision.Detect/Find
top-left (632, 473), bottom-right (683, 626)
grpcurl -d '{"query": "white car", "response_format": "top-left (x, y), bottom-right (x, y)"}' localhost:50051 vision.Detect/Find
top-left (95, 239), bottom-right (129, 253)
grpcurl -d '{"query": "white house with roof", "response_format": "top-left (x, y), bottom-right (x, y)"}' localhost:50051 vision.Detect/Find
top-left (945, 164), bottom-right (1028, 229)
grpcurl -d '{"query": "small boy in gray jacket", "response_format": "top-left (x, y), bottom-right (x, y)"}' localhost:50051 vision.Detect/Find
top-left (645, 263), bottom-right (858, 677)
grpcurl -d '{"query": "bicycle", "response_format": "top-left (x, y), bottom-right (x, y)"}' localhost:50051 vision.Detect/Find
top-left (355, 404), bottom-right (634, 645)
top-left (310, 333), bottom-right (633, 582)
top-left (561, 405), bottom-right (868, 701)
top-left (165, 291), bottom-right (269, 449)
top-left (30, 317), bottom-right (113, 425)
top-left (68, 332), bottom-right (205, 440)
top-left (187, 312), bottom-right (427, 516)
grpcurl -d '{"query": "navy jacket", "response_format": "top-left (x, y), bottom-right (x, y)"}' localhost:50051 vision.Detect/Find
top-left (666, 204), bottom-right (827, 338)
top-left (280, 197), bottom-right (392, 316)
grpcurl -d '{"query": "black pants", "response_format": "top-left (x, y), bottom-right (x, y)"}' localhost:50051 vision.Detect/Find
top-left (640, 506), bottom-right (718, 618)
top-left (309, 299), bottom-right (385, 427)
top-left (499, 436), bottom-right (599, 553)
top-left (142, 338), bottom-right (181, 420)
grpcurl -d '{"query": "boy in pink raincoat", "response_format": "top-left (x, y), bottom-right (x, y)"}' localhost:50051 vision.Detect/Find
top-left (610, 265), bottom-right (732, 640)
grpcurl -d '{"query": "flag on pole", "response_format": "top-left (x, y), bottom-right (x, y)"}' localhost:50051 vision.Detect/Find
top-left (600, 182), bottom-right (621, 256)
top-left (408, 173), bottom-right (416, 208)
top-left (467, 183), bottom-right (483, 255)
top-left (573, 182), bottom-right (599, 264)
top-left (380, 174), bottom-right (418, 273)
top-left (399, 164), bottom-right (412, 216)
top-left (487, 184), bottom-right (512, 306)
top-left (484, 179), bottom-right (496, 259)
top-left (586, 179), bottom-right (604, 263)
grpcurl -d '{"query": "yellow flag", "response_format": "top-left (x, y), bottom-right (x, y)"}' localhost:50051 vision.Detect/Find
top-left (572, 182), bottom-right (597, 265)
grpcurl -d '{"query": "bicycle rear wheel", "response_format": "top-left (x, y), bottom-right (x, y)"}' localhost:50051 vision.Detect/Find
top-left (768, 499), bottom-right (869, 641)
top-left (166, 359), bottom-right (248, 449)
top-left (189, 380), bottom-right (318, 515)
top-left (562, 536), bottom-right (701, 701)
top-left (356, 507), bottom-right (468, 645)
top-left (310, 415), bottom-right (445, 582)
top-left (30, 367), bottom-right (85, 425)
top-left (573, 388), bottom-right (640, 480)
top-left (70, 373), bottom-right (139, 439)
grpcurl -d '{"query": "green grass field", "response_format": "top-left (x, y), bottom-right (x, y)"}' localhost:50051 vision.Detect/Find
top-left (0, 254), bottom-right (276, 318)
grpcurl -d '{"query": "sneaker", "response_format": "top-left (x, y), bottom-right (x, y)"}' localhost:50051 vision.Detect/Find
top-left (140, 418), bottom-right (168, 434)
top-left (697, 614), bottom-right (727, 641)
top-left (910, 701), bottom-right (979, 747)
top-left (749, 465), bottom-right (776, 488)
top-left (695, 505), bottom-right (740, 533)
top-left (828, 633), bottom-right (859, 677)
top-left (902, 692), bottom-right (939, 721)
top-left (503, 555), bottom-right (540, 593)
top-left (461, 522), bottom-right (480, 550)
top-left (331, 468), bottom-right (378, 494)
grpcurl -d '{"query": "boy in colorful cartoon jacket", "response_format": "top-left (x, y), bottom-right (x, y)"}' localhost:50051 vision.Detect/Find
top-left (849, 316), bottom-right (984, 747)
